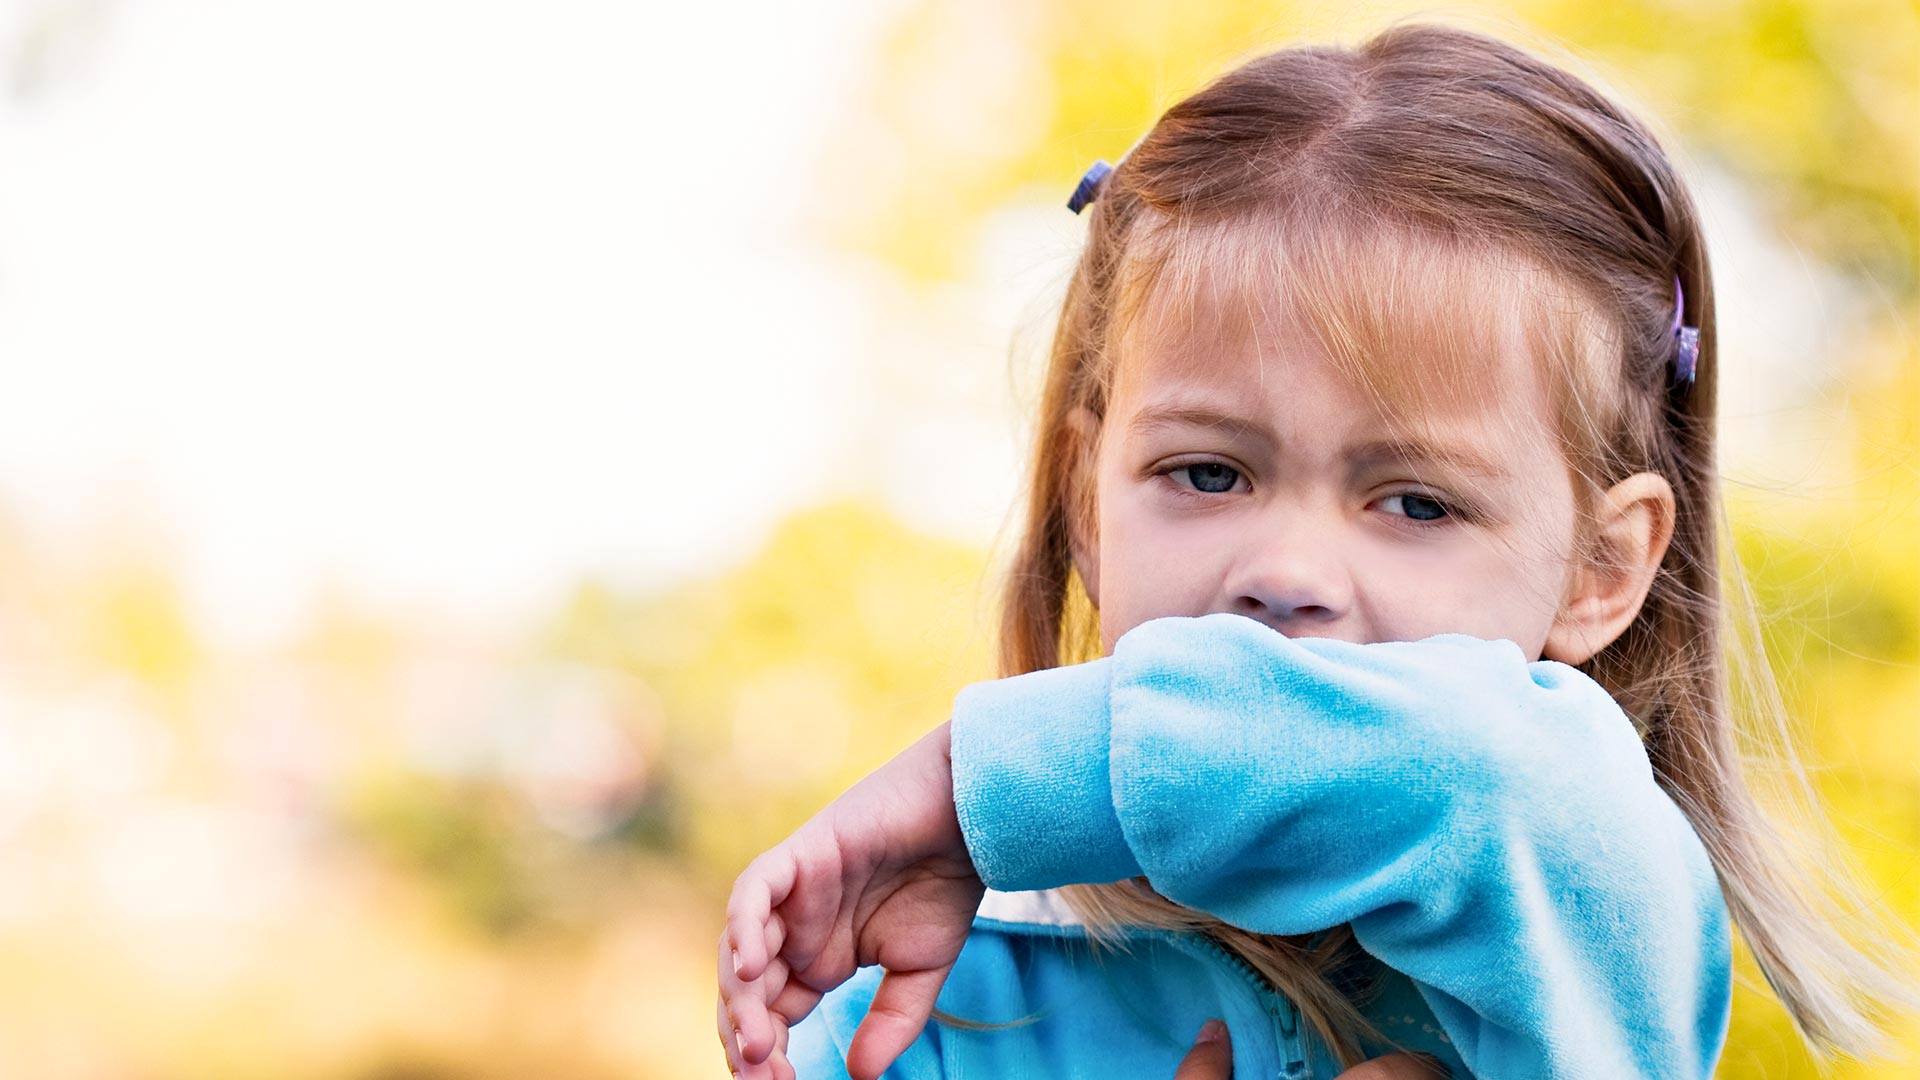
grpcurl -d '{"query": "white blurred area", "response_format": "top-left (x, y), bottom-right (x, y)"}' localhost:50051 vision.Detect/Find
top-left (0, 0), bottom-right (925, 647)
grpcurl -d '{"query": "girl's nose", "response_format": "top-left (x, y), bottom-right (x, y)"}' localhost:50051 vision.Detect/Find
top-left (1223, 518), bottom-right (1354, 631)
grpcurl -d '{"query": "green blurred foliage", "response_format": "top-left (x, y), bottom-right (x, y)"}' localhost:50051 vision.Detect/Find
top-left (347, 774), bottom-right (548, 938)
top-left (1537, 0), bottom-right (1919, 292)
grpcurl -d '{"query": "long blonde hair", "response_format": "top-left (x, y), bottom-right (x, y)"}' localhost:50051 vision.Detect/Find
top-left (944, 18), bottom-right (1919, 1071)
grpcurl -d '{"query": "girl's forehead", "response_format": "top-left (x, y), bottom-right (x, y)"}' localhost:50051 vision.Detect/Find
top-left (1108, 213), bottom-right (1603, 445)
top-left (1112, 339), bottom-right (1541, 482)
top-left (1114, 292), bottom-right (1525, 431)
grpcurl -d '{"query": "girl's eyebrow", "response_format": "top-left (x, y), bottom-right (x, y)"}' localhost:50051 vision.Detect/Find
top-left (1125, 403), bottom-right (1278, 452)
top-left (1349, 438), bottom-right (1512, 481)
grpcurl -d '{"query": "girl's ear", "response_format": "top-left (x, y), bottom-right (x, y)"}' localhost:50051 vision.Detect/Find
top-left (1064, 404), bottom-right (1102, 609)
top-left (1543, 472), bottom-right (1677, 666)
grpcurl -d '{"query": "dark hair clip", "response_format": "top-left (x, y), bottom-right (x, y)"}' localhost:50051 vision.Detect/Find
top-left (1067, 159), bottom-right (1113, 215)
top-left (1670, 275), bottom-right (1699, 386)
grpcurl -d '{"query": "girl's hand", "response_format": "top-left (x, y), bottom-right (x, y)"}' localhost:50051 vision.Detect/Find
top-left (718, 721), bottom-right (985, 1080)
top-left (1174, 1020), bottom-right (1234, 1080)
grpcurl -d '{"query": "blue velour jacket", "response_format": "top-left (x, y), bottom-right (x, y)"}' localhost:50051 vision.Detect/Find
top-left (786, 612), bottom-right (1733, 1079)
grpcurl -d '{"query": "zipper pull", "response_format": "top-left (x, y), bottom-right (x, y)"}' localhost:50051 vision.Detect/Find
top-left (1275, 995), bottom-right (1309, 1079)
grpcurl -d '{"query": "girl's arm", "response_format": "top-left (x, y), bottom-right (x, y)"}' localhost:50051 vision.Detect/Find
top-left (952, 611), bottom-right (1733, 1080)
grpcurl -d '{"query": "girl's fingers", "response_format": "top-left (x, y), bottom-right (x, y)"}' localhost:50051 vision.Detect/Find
top-left (755, 1006), bottom-right (796, 1080)
top-left (728, 846), bottom-right (799, 983)
top-left (843, 965), bottom-right (951, 1080)
top-left (1174, 1019), bottom-right (1232, 1079)
top-left (734, 956), bottom-right (792, 1065)
top-left (763, 910), bottom-right (786, 960)
top-left (767, 971), bottom-right (825, 1028)
top-left (769, 840), bottom-right (847, 981)
top-left (721, 911), bottom-right (796, 1066)
top-left (717, 932), bottom-right (754, 1067)
top-left (730, 1001), bottom-right (783, 1080)
top-left (718, 932), bottom-right (790, 1068)
top-left (716, 992), bottom-right (746, 1075)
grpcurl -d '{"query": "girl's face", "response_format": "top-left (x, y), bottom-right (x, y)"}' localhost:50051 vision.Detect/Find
top-left (1075, 283), bottom-right (1668, 663)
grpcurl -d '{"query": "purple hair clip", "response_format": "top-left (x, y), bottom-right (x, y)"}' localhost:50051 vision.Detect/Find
top-left (1067, 159), bottom-right (1113, 215)
top-left (1671, 275), bottom-right (1699, 386)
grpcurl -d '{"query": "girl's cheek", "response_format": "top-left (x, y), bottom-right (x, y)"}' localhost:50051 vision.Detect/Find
top-left (1115, 523), bottom-right (1236, 610)
top-left (1370, 558), bottom-right (1547, 645)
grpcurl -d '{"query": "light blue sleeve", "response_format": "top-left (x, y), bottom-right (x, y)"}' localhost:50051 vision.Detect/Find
top-left (948, 612), bottom-right (1733, 1080)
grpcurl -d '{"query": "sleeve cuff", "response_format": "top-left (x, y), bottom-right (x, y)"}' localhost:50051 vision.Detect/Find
top-left (948, 657), bottom-right (1144, 891)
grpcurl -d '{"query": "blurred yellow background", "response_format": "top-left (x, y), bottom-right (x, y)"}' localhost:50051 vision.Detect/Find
top-left (0, 1), bottom-right (1913, 1077)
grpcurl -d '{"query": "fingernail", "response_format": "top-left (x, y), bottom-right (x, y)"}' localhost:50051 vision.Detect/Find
top-left (732, 947), bottom-right (745, 979)
top-left (1197, 1018), bottom-right (1226, 1044)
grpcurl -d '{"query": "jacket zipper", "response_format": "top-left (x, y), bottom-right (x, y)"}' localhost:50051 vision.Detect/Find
top-left (1184, 933), bottom-right (1311, 1080)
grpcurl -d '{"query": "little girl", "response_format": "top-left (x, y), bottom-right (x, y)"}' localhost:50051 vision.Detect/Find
top-left (716, 21), bottom-right (1915, 1080)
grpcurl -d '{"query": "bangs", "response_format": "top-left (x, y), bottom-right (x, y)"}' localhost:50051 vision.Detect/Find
top-left (1106, 208), bottom-right (1622, 457)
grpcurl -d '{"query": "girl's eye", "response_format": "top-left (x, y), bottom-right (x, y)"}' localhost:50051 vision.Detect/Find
top-left (1164, 462), bottom-right (1244, 496)
top-left (1380, 492), bottom-right (1457, 525)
